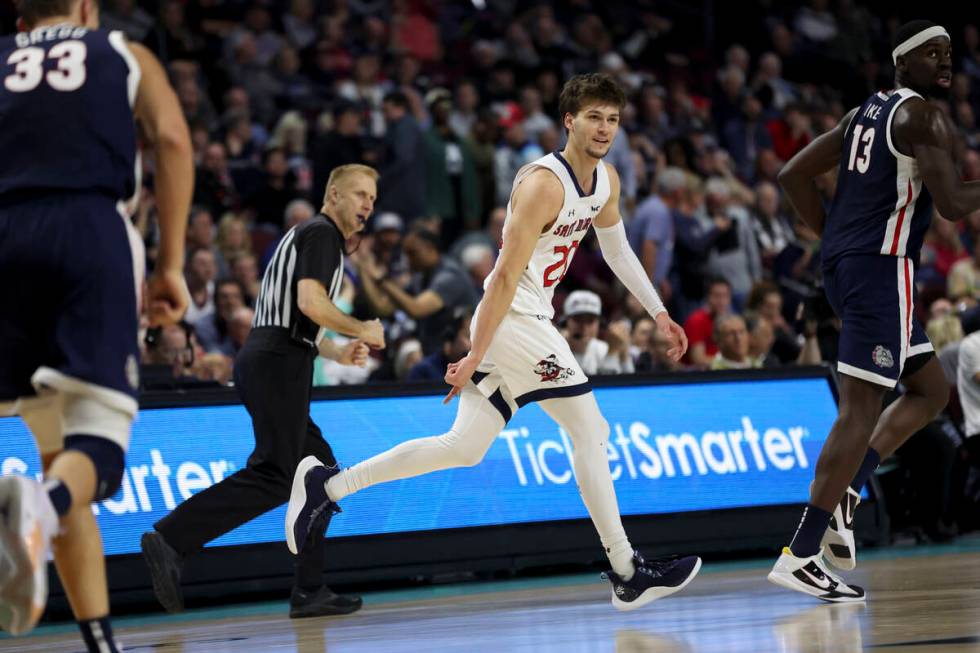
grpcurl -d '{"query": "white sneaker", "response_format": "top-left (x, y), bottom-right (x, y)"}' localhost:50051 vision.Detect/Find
top-left (0, 475), bottom-right (58, 635)
top-left (821, 487), bottom-right (860, 570)
top-left (767, 547), bottom-right (865, 603)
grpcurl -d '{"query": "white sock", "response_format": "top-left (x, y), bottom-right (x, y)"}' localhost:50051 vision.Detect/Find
top-left (539, 393), bottom-right (635, 581)
top-left (323, 385), bottom-right (503, 502)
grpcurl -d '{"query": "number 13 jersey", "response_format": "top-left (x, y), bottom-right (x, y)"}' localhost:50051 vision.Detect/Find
top-left (0, 25), bottom-right (138, 203)
top-left (491, 151), bottom-right (611, 319)
top-left (823, 88), bottom-right (934, 268)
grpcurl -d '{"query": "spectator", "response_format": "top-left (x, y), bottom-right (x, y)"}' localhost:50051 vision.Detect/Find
top-left (424, 88), bottom-right (481, 244)
top-left (519, 86), bottom-right (556, 143)
top-left (628, 166), bottom-right (684, 294)
top-left (191, 279), bottom-right (246, 356)
top-left (394, 339), bottom-right (423, 381)
top-left (721, 92), bottom-right (774, 182)
top-left (450, 81), bottom-right (481, 139)
top-left (247, 148), bottom-right (301, 227)
top-left (376, 91), bottom-right (427, 221)
top-left (752, 181), bottom-right (796, 272)
top-left (683, 277), bottom-right (733, 368)
top-left (460, 243), bottom-right (495, 291)
top-left (495, 118), bottom-right (543, 207)
top-left (746, 280), bottom-right (802, 364)
top-left (184, 247), bottom-right (218, 324)
top-left (102, 0), bottom-right (153, 42)
top-left (628, 316), bottom-right (655, 363)
top-left (746, 314), bottom-right (779, 367)
top-left (766, 103), bottom-right (812, 161)
top-left (195, 142), bottom-right (239, 217)
top-left (947, 227), bottom-right (980, 303)
top-left (407, 310), bottom-right (472, 381)
top-left (261, 199), bottom-right (316, 270)
top-left (361, 227), bottom-right (478, 355)
top-left (704, 178), bottom-right (762, 307)
top-left (231, 253), bottom-right (261, 306)
top-left (710, 313), bottom-right (760, 370)
top-left (562, 291), bottom-right (634, 375)
top-left (635, 326), bottom-right (686, 373)
top-left (311, 101), bottom-right (371, 205)
top-left (216, 213), bottom-right (252, 267)
top-left (228, 306), bottom-right (254, 353)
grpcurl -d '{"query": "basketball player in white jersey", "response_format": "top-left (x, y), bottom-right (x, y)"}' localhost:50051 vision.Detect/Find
top-left (286, 73), bottom-right (701, 610)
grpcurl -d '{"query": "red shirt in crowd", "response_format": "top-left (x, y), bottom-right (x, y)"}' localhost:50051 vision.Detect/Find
top-left (684, 308), bottom-right (718, 358)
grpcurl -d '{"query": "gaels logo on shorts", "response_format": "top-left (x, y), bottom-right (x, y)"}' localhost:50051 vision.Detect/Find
top-left (872, 345), bottom-right (894, 369)
top-left (534, 355), bottom-right (575, 383)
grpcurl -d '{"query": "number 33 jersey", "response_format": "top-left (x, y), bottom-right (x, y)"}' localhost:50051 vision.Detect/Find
top-left (492, 152), bottom-right (611, 320)
top-left (0, 25), bottom-right (138, 203)
top-left (823, 88), bottom-right (934, 268)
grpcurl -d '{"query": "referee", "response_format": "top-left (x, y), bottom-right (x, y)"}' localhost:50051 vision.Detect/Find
top-left (141, 164), bottom-right (385, 618)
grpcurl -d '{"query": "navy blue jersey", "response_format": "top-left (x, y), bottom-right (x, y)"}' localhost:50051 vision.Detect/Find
top-left (0, 25), bottom-right (137, 202)
top-left (823, 88), bottom-right (934, 267)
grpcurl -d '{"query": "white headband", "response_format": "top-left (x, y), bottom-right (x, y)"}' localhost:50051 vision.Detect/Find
top-left (892, 25), bottom-right (950, 64)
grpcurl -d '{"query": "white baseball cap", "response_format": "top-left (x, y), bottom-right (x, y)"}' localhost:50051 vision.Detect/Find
top-left (564, 290), bottom-right (602, 318)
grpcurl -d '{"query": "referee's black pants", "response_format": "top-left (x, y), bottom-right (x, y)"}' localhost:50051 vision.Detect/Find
top-left (155, 328), bottom-right (337, 589)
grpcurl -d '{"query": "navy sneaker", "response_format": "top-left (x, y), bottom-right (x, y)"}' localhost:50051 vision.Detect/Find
top-left (603, 551), bottom-right (702, 611)
top-left (289, 586), bottom-right (362, 618)
top-left (141, 530), bottom-right (185, 613)
top-left (286, 456), bottom-right (341, 555)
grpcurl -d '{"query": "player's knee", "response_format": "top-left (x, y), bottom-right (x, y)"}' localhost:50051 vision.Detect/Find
top-left (61, 394), bottom-right (131, 500)
top-left (439, 429), bottom-right (488, 467)
top-left (64, 434), bottom-right (126, 500)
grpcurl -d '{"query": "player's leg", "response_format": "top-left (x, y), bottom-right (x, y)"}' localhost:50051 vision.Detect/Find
top-left (537, 392), bottom-right (701, 611)
top-left (286, 383), bottom-right (505, 554)
top-left (145, 347), bottom-right (310, 612)
top-left (288, 419), bottom-right (361, 618)
top-left (869, 354), bottom-right (948, 461)
top-left (21, 392), bottom-right (130, 651)
top-left (769, 255), bottom-right (898, 601)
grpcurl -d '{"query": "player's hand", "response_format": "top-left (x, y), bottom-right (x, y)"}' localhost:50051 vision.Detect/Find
top-left (146, 268), bottom-right (190, 327)
top-left (359, 319), bottom-right (386, 349)
top-left (338, 339), bottom-right (370, 367)
top-left (654, 312), bottom-right (688, 361)
top-left (443, 352), bottom-right (479, 404)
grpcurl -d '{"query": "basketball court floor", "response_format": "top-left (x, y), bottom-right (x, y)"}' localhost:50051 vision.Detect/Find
top-left (4, 538), bottom-right (979, 652)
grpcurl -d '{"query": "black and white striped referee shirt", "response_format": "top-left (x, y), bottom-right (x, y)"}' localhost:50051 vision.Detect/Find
top-left (253, 214), bottom-right (345, 347)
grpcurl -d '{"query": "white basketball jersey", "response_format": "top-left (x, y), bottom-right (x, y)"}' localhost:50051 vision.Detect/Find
top-left (487, 152), bottom-right (611, 319)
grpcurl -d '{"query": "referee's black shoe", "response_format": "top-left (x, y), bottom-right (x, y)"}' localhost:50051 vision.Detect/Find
top-left (289, 586), bottom-right (362, 618)
top-left (286, 456), bottom-right (341, 555)
top-left (141, 530), bottom-right (185, 613)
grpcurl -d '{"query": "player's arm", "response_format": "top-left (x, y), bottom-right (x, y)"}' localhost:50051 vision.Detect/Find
top-left (594, 164), bottom-right (687, 360)
top-left (472, 171), bottom-right (560, 356)
top-left (129, 42), bottom-right (194, 326)
top-left (378, 281), bottom-right (443, 319)
top-left (443, 170), bottom-right (562, 400)
top-left (899, 101), bottom-right (980, 219)
top-left (297, 279), bottom-right (385, 348)
top-left (777, 108), bottom-right (856, 236)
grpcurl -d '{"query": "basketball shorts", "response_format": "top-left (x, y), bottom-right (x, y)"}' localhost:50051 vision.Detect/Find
top-left (470, 310), bottom-right (591, 423)
top-left (0, 192), bottom-right (144, 419)
top-left (823, 254), bottom-right (933, 389)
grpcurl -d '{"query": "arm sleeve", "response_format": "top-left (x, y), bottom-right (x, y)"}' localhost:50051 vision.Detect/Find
top-left (295, 224), bottom-right (341, 284)
top-left (595, 220), bottom-right (666, 318)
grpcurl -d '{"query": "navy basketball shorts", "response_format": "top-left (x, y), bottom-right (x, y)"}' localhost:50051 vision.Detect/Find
top-left (823, 254), bottom-right (933, 389)
top-left (0, 193), bottom-right (143, 412)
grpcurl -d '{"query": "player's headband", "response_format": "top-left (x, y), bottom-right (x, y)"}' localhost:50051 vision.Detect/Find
top-left (892, 25), bottom-right (950, 64)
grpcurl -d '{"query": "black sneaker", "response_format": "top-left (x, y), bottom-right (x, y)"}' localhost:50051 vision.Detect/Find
top-left (286, 456), bottom-right (342, 555)
top-left (603, 551), bottom-right (702, 611)
top-left (289, 586), bottom-right (363, 618)
top-left (141, 531), bottom-right (185, 613)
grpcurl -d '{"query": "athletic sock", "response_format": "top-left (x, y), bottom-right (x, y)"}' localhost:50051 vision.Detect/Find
top-left (849, 447), bottom-right (881, 493)
top-left (78, 616), bottom-right (120, 653)
top-left (789, 504), bottom-right (833, 557)
top-left (44, 478), bottom-right (71, 517)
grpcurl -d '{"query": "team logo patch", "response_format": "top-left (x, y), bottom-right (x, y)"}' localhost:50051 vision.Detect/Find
top-left (126, 355), bottom-right (140, 390)
top-left (872, 345), bottom-right (894, 369)
top-left (534, 354), bottom-right (575, 383)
